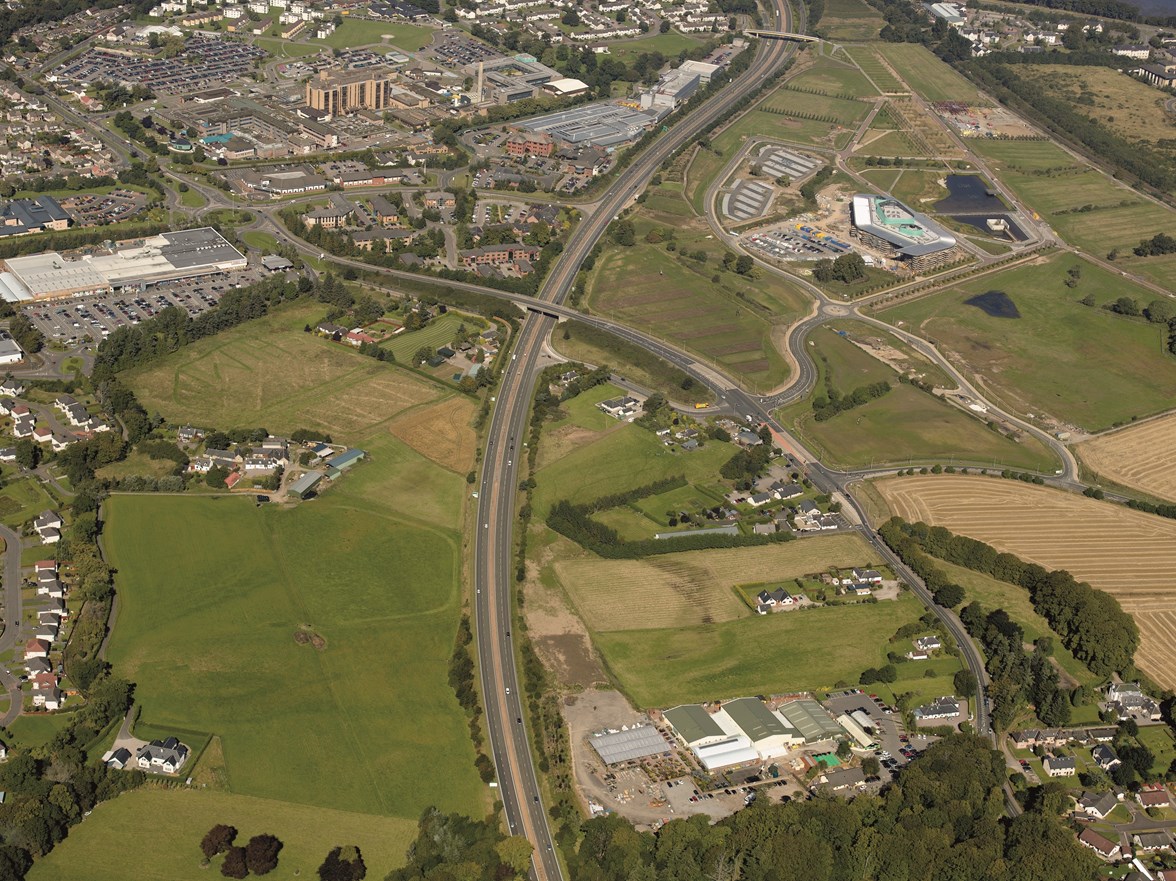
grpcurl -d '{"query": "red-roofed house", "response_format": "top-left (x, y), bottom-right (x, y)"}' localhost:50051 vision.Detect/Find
top-left (225, 471), bottom-right (243, 490)
top-left (1077, 827), bottom-right (1120, 860)
top-left (1139, 787), bottom-right (1172, 808)
top-left (345, 330), bottom-right (376, 347)
top-left (24, 638), bottom-right (49, 659)
top-left (35, 560), bottom-right (56, 574)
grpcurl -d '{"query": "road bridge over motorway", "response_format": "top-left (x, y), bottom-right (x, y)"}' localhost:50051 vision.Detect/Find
top-left (744, 29), bottom-right (822, 41)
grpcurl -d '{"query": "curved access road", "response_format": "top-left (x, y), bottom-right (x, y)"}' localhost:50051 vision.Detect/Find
top-left (473, 6), bottom-right (802, 879)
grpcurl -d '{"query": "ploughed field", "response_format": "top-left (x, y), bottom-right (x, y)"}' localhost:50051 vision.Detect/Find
top-left (875, 475), bottom-right (1176, 688)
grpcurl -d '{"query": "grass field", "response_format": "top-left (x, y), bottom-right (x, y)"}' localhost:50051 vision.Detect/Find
top-left (844, 46), bottom-right (907, 94)
top-left (178, 186), bottom-right (206, 209)
top-left (775, 325), bottom-right (1056, 470)
top-left (787, 56), bottom-right (879, 97)
top-left (857, 128), bottom-right (924, 157)
top-left (240, 230), bottom-right (280, 252)
top-left (875, 474), bottom-right (1176, 689)
top-left (312, 19), bottom-right (433, 50)
top-left (875, 43), bottom-right (983, 104)
top-left (883, 254), bottom-right (1176, 430)
top-left (28, 788), bottom-right (418, 881)
top-left (5, 712), bottom-right (73, 751)
top-left (765, 89), bottom-right (870, 126)
top-left (96, 450), bottom-right (179, 480)
top-left (254, 37), bottom-right (322, 58)
top-left (102, 436), bottom-right (481, 819)
top-left (605, 32), bottom-right (703, 64)
top-left (816, 0), bottom-right (885, 41)
top-left (379, 311), bottom-right (486, 364)
top-left (587, 225), bottom-right (804, 392)
top-left (1078, 414), bottom-right (1176, 503)
top-left (0, 477), bottom-right (59, 528)
top-left (595, 592), bottom-right (934, 707)
top-left (554, 532), bottom-right (881, 632)
top-left (126, 303), bottom-right (444, 442)
top-left (532, 417), bottom-right (733, 519)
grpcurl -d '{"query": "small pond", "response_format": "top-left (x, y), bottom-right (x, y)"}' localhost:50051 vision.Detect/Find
top-left (965, 290), bottom-right (1021, 318)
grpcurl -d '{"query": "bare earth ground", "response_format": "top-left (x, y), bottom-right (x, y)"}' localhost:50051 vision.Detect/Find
top-left (387, 394), bottom-right (477, 473)
top-left (1077, 413), bottom-right (1176, 503)
top-left (875, 474), bottom-right (1176, 688)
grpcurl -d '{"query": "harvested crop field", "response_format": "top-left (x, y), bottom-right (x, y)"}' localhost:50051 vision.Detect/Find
top-left (875, 475), bottom-right (1176, 687)
top-left (388, 394), bottom-right (477, 473)
top-left (1077, 414), bottom-right (1176, 503)
top-left (553, 533), bottom-right (878, 631)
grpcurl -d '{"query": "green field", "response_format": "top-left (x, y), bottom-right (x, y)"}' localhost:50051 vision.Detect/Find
top-left (95, 450), bottom-right (180, 481)
top-left (776, 325), bottom-right (1056, 470)
top-left (765, 89), bottom-right (871, 126)
top-left (380, 311), bottom-right (486, 363)
top-left (845, 47), bottom-right (906, 94)
top-left (787, 56), bottom-right (879, 98)
top-left (883, 254), bottom-right (1176, 430)
top-left (970, 138), bottom-right (1176, 285)
top-left (126, 303), bottom-right (447, 441)
top-left (587, 219), bottom-right (806, 391)
top-left (595, 593), bottom-right (937, 707)
top-left (240, 230), bottom-right (280, 252)
top-left (312, 19), bottom-right (433, 50)
top-left (255, 37), bottom-right (323, 58)
top-left (0, 477), bottom-right (59, 528)
top-left (858, 128), bottom-right (924, 157)
top-left (5, 712), bottom-right (74, 751)
top-left (863, 656), bottom-right (967, 709)
top-left (28, 788), bottom-right (417, 881)
top-left (875, 43), bottom-right (983, 104)
top-left (532, 414), bottom-right (732, 519)
top-left (103, 482), bottom-right (481, 819)
top-left (178, 186), bottom-right (206, 209)
top-left (605, 31), bottom-right (703, 64)
top-left (816, 0), bottom-right (885, 41)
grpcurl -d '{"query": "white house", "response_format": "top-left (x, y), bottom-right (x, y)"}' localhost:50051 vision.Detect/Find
top-left (1042, 754), bottom-right (1077, 777)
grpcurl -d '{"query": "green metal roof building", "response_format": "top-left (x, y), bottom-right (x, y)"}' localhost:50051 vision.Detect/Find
top-left (663, 704), bottom-right (724, 746)
top-left (724, 697), bottom-right (801, 743)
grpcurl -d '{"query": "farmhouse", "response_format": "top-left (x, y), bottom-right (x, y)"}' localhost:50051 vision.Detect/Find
top-left (135, 736), bottom-right (189, 774)
top-left (1078, 790), bottom-right (1118, 820)
top-left (1042, 755), bottom-right (1076, 777)
top-left (756, 588), bottom-right (793, 608)
top-left (1077, 828), bottom-right (1120, 860)
top-left (914, 636), bottom-right (942, 652)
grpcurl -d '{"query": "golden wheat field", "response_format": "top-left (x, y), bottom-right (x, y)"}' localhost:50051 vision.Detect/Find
top-left (1077, 414), bottom-right (1176, 503)
top-left (876, 475), bottom-right (1176, 687)
top-left (553, 533), bottom-right (879, 632)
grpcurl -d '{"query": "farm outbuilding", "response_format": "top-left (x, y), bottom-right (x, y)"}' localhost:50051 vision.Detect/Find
top-left (288, 471), bottom-right (324, 499)
top-left (588, 725), bottom-right (671, 765)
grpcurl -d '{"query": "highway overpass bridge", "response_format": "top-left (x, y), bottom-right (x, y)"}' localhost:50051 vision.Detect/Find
top-left (745, 29), bottom-right (821, 41)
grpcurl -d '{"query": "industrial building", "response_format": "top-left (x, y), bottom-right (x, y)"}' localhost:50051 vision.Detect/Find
top-left (588, 725), bottom-right (672, 765)
top-left (850, 194), bottom-right (960, 272)
top-left (643, 68), bottom-right (700, 110)
top-left (678, 60), bottom-right (721, 84)
top-left (470, 55), bottom-right (561, 104)
top-left (305, 68), bottom-right (398, 115)
top-left (0, 332), bottom-right (23, 364)
top-left (0, 197), bottom-right (72, 238)
top-left (542, 77), bottom-right (591, 98)
top-left (0, 228), bottom-right (247, 302)
top-left (926, 2), bottom-right (965, 25)
top-left (665, 697), bottom-right (845, 770)
top-left (517, 101), bottom-right (666, 148)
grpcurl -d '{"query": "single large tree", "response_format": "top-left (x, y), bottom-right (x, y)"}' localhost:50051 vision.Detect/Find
top-left (318, 845), bottom-right (366, 881)
top-left (245, 834), bottom-right (283, 875)
top-left (221, 846), bottom-right (249, 879)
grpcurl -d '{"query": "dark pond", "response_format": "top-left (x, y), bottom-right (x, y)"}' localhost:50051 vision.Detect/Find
top-left (965, 290), bottom-right (1021, 319)
top-left (935, 175), bottom-right (1006, 213)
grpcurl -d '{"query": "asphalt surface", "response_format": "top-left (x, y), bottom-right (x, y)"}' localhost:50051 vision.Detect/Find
top-left (0, 523), bottom-right (24, 726)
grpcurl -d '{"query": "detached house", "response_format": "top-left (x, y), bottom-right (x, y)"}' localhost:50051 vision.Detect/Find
top-left (135, 737), bottom-right (189, 774)
top-left (34, 510), bottom-right (63, 544)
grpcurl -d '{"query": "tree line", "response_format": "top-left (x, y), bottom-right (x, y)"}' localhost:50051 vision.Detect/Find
top-left (881, 518), bottom-right (1138, 678)
top-left (562, 734), bottom-right (1100, 881)
top-left (812, 379), bottom-right (890, 422)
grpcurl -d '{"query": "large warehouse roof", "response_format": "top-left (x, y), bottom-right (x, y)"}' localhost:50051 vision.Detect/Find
top-left (664, 704), bottom-right (725, 745)
top-left (3, 252), bottom-right (107, 298)
top-left (724, 698), bottom-right (798, 743)
top-left (778, 698), bottom-right (843, 743)
top-left (589, 725), bottom-right (671, 764)
top-left (851, 194), bottom-right (956, 257)
top-left (695, 738), bottom-right (759, 771)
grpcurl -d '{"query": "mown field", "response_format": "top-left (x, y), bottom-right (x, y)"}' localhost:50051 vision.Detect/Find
top-left (882, 253), bottom-right (1176, 430)
top-left (103, 436), bottom-right (481, 820)
top-left (775, 324), bottom-right (1056, 470)
top-left (586, 199), bottom-right (809, 392)
top-left (28, 788), bottom-right (418, 881)
top-left (126, 303), bottom-right (445, 442)
top-left (1077, 414), bottom-right (1176, 503)
top-left (605, 31), bottom-right (703, 63)
top-left (845, 46), bottom-right (907, 94)
top-left (379, 311), bottom-right (486, 364)
top-left (764, 89), bottom-right (871, 126)
top-left (311, 19), bottom-right (433, 50)
top-left (815, 0), bottom-right (885, 41)
top-left (553, 533), bottom-right (879, 631)
top-left (787, 55), bottom-right (879, 97)
top-left (595, 592), bottom-right (937, 707)
top-left (875, 474), bottom-right (1176, 689)
top-left (970, 138), bottom-right (1176, 287)
top-left (875, 43), bottom-right (984, 104)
